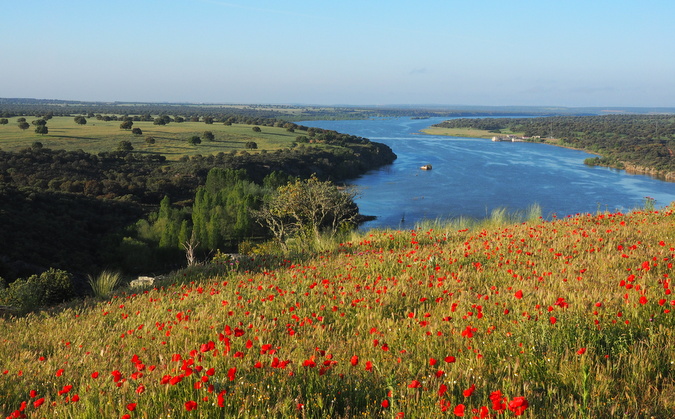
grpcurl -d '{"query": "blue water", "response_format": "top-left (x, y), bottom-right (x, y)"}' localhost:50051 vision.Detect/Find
top-left (298, 117), bottom-right (675, 229)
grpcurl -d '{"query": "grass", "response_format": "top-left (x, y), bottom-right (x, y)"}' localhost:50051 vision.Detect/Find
top-left (1, 205), bottom-right (675, 417)
top-left (421, 126), bottom-right (525, 139)
top-left (88, 271), bottom-right (123, 300)
top-left (0, 116), bottom-right (302, 160)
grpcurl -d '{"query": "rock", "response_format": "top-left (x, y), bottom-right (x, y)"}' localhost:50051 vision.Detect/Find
top-left (130, 276), bottom-right (155, 288)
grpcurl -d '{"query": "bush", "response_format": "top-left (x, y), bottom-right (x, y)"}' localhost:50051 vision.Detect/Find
top-left (0, 268), bottom-right (74, 314)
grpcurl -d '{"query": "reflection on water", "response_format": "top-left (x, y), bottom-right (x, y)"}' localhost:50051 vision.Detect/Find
top-left (299, 117), bottom-right (675, 229)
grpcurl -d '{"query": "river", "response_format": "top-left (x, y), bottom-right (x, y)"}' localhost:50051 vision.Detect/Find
top-left (298, 117), bottom-right (675, 229)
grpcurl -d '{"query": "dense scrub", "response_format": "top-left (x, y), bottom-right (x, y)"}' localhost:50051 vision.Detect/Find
top-left (1, 207), bottom-right (674, 417)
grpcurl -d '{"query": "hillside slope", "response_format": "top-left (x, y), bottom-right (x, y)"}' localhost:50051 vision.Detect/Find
top-left (1, 208), bottom-right (675, 417)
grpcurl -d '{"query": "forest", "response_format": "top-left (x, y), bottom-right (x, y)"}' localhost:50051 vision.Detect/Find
top-left (0, 105), bottom-right (396, 292)
top-left (434, 114), bottom-right (675, 174)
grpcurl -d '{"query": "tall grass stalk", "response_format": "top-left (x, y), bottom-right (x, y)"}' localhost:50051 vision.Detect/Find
top-left (88, 270), bottom-right (122, 299)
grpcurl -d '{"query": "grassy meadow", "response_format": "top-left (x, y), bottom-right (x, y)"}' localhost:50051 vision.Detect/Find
top-left (0, 116), bottom-right (301, 160)
top-left (2, 205), bottom-right (675, 418)
top-left (421, 127), bottom-right (524, 139)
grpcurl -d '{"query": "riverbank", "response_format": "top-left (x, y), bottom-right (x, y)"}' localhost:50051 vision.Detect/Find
top-left (421, 125), bottom-right (675, 183)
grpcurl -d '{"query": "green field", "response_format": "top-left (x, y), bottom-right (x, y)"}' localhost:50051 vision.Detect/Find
top-left (421, 126), bottom-right (524, 139)
top-left (0, 116), bottom-right (302, 160)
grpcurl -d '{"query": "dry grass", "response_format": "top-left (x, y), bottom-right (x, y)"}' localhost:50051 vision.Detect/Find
top-left (1, 206), bottom-right (675, 417)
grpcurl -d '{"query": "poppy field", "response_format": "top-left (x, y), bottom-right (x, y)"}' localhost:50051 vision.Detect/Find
top-left (2, 207), bottom-right (675, 418)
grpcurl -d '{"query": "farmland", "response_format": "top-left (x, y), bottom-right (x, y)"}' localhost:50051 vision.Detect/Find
top-left (1, 206), bottom-right (674, 417)
top-left (0, 116), bottom-right (302, 160)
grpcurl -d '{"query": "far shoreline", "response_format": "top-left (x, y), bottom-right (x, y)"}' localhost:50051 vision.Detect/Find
top-left (420, 125), bottom-right (675, 183)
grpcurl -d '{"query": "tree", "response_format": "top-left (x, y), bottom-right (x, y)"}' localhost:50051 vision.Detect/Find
top-left (0, 118), bottom-right (8, 125)
top-left (117, 140), bottom-right (134, 152)
top-left (202, 131), bottom-right (215, 141)
top-left (18, 122), bottom-right (30, 130)
top-left (252, 126), bottom-right (261, 133)
top-left (145, 136), bottom-right (156, 145)
top-left (35, 125), bottom-right (48, 135)
top-left (253, 176), bottom-right (358, 245)
top-left (32, 119), bottom-right (47, 126)
top-left (245, 141), bottom-right (258, 149)
top-left (74, 116), bottom-right (87, 125)
top-left (203, 116), bottom-right (214, 124)
top-left (120, 120), bottom-right (133, 130)
top-left (132, 127), bottom-right (143, 136)
top-left (188, 136), bottom-right (201, 145)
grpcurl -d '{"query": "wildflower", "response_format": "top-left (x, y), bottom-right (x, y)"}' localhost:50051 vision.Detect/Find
top-left (462, 384), bottom-right (475, 397)
top-left (126, 403), bottom-right (136, 411)
top-left (382, 399), bottom-right (390, 408)
top-left (454, 403), bottom-right (465, 416)
top-left (185, 400), bottom-right (198, 411)
top-left (408, 379), bottom-right (422, 388)
top-left (350, 355), bottom-right (359, 366)
top-left (508, 396), bottom-right (529, 415)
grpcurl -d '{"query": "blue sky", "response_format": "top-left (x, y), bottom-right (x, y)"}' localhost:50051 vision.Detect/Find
top-left (2, 0), bottom-right (674, 107)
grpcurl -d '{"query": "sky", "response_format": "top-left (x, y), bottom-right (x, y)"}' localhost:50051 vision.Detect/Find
top-left (2, 0), bottom-right (674, 107)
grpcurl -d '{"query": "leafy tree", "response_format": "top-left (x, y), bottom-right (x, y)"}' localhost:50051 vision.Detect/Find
top-left (18, 121), bottom-right (30, 130)
top-left (31, 141), bottom-right (43, 150)
top-left (74, 116), bottom-right (87, 125)
top-left (203, 116), bottom-right (214, 124)
top-left (145, 136), bottom-right (156, 145)
top-left (117, 140), bottom-right (134, 151)
top-left (17, 117), bottom-right (26, 123)
top-left (120, 120), bottom-right (133, 130)
top-left (252, 126), bottom-right (261, 133)
top-left (0, 118), bottom-right (8, 125)
top-left (202, 131), bottom-right (215, 141)
top-left (32, 119), bottom-right (47, 126)
top-left (253, 176), bottom-right (358, 245)
top-left (35, 125), bottom-right (48, 135)
top-left (245, 141), bottom-right (258, 149)
top-left (188, 136), bottom-right (201, 145)
top-left (132, 127), bottom-right (143, 136)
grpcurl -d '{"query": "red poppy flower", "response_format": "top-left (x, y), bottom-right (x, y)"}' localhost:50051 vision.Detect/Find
top-left (408, 379), bottom-right (422, 388)
top-left (33, 398), bottom-right (45, 408)
top-left (382, 399), bottom-right (390, 408)
top-left (514, 290), bottom-right (523, 299)
top-left (350, 355), bottom-right (359, 366)
top-left (454, 403), bottom-right (465, 416)
top-left (126, 403), bottom-right (136, 411)
top-left (508, 396), bottom-right (529, 415)
top-left (462, 384), bottom-right (475, 397)
top-left (185, 400), bottom-right (198, 411)
top-left (228, 367), bottom-right (237, 381)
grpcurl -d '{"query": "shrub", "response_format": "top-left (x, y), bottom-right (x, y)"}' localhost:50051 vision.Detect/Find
top-left (0, 268), bottom-right (74, 314)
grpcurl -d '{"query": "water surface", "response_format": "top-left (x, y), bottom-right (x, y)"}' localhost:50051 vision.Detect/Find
top-left (299, 117), bottom-right (675, 229)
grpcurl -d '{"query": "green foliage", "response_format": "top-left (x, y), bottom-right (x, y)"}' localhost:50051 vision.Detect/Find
top-left (0, 268), bottom-right (73, 313)
top-left (253, 175), bottom-right (358, 247)
top-left (191, 168), bottom-right (265, 252)
top-left (117, 140), bottom-right (133, 151)
top-left (188, 135), bottom-right (201, 145)
top-left (88, 270), bottom-right (122, 299)
top-left (34, 125), bottom-right (48, 135)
